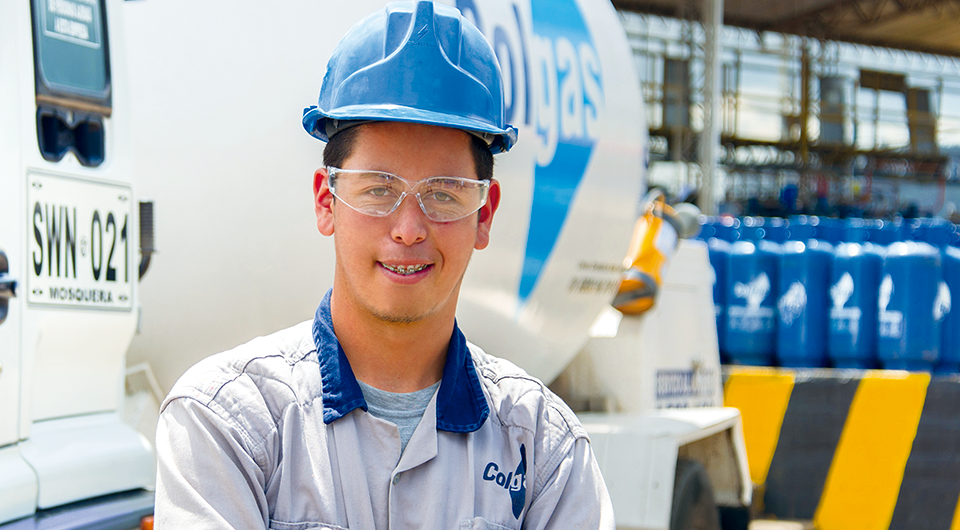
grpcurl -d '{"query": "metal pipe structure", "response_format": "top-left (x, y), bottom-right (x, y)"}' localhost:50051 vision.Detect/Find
top-left (699, 0), bottom-right (722, 215)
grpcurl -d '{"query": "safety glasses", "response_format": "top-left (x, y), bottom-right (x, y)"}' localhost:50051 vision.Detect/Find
top-left (327, 167), bottom-right (490, 222)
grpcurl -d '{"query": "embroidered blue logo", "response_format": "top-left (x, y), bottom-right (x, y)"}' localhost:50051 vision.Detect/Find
top-left (482, 444), bottom-right (528, 519)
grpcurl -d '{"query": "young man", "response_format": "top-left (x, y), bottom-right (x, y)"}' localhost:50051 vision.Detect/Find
top-left (155, 2), bottom-right (614, 528)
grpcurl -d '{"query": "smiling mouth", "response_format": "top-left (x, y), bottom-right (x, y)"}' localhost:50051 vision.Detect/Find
top-left (381, 263), bottom-right (430, 276)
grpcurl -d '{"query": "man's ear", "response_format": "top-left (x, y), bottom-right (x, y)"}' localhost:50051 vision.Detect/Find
top-left (314, 168), bottom-right (335, 236)
top-left (475, 178), bottom-right (501, 250)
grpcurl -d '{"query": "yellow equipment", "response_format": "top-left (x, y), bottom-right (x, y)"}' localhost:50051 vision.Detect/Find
top-left (613, 190), bottom-right (699, 315)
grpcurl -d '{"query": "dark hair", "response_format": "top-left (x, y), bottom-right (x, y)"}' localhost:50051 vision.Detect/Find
top-left (323, 123), bottom-right (494, 181)
top-left (322, 125), bottom-right (363, 171)
top-left (469, 133), bottom-right (495, 182)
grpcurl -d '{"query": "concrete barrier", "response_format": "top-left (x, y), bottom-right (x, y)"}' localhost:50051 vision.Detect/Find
top-left (724, 366), bottom-right (960, 530)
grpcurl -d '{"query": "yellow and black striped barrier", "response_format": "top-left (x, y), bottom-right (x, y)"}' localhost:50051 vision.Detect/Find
top-left (723, 366), bottom-right (960, 530)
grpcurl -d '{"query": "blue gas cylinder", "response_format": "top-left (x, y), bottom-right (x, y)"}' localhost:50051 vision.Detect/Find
top-left (741, 217), bottom-right (789, 243)
top-left (723, 241), bottom-right (780, 366)
top-left (713, 216), bottom-right (740, 242)
top-left (910, 219), bottom-right (928, 243)
top-left (859, 219), bottom-right (882, 244)
top-left (697, 217), bottom-right (717, 241)
top-left (936, 246), bottom-right (959, 373)
top-left (708, 238), bottom-right (732, 363)
top-left (739, 217), bottom-right (765, 241)
top-left (916, 218), bottom-right (954, 248)
top-left (787, 215), bottom-right (817, 241)
top-left (898, 218), bottom-right (920, 242)
top-left (867, 219), bottom-right (899, 245)
top-left (816, 217), bottom-right (844, 244)
top-left (842, 218), bottom-right (870, 243)
top-left (764, 217), bottom-right (790, 243)
top-left (776, 240), bottom-right (833, 367)
top-left (878, 242), bottom-right (943, 371)
top-left (828, 243), bottom-right (884, 368)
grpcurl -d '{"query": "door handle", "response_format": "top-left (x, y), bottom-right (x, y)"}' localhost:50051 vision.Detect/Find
top-left (0, 250), bottom-right (15, 325)
top-left (0, 276), bottom-right (15, 299)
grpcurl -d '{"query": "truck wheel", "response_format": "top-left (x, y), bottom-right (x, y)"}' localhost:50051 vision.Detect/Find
top-left (718, 505), bottom-right (751, 530)
top-left (670, 459), bottom-right (721, 530)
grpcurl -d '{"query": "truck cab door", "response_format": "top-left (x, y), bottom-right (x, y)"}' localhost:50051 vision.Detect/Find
top-left (0, 4), bottom-right (36, 519)
top-left (0, 0), bottom-right (22, 449)
top-left (0, 245), bottom-right (19, 448)
top-left (0, 186), bottom-right (32, 524)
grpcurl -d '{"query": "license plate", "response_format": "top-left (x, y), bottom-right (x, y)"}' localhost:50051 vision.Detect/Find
top-left (27, 171), bottom-right (134, 311)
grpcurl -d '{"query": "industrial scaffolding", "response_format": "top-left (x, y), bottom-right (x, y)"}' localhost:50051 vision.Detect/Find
top-left (620, 11), bottom-right (960, 219)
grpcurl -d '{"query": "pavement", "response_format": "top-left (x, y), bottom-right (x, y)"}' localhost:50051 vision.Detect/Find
top-left (750, 520), bottom-right (816, 530)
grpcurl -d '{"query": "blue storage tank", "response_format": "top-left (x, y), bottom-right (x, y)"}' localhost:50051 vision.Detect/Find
top-left (708, 238), bottom-right (733, 363)
top-left (828, 243), bottom-right (884, 368)
top-left (723, 241), bottom-right (780, 366)
top-left (776, 240), bottom-right (833, 367)
top-left (878, 242), bottom-right (943, 371)
top-left (936, 246), bottom-right (960, 373)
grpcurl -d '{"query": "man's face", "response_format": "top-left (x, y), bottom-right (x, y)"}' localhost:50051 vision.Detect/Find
top-left (314, 122), bottom-right (500, 325)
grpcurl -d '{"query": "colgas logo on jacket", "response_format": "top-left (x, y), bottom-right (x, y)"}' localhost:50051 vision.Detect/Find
top-left (482, 444), bottom-right (528, 519)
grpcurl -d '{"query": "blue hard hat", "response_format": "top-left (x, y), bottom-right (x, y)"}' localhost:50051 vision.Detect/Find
top-left (302, 1), bottom-right (518, 154)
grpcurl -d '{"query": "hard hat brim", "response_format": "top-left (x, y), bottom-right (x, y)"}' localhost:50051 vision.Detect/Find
top-left (302, 105), bottom-right (517, 154)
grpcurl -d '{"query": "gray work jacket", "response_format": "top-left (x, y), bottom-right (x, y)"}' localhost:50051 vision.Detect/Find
top-left (155, 292), bottom-right (614, 529)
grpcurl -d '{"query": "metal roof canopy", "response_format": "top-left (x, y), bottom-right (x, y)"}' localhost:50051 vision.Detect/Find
top-left (613, 0), bottom-right (960, 59)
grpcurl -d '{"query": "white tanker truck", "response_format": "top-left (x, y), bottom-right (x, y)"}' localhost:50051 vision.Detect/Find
top-left (0, 0), bottom-right (750, 528)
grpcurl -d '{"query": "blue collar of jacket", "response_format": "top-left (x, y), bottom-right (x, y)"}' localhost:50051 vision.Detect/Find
top-left (312, 290), bottom-right (489, 433)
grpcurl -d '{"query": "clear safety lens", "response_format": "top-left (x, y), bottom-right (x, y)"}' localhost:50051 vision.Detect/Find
top-left (327, 167), bottom-right (489, 222)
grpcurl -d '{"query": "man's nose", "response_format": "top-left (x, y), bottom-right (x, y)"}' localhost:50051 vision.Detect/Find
top-left (390, 193), bottom-right (428, 245)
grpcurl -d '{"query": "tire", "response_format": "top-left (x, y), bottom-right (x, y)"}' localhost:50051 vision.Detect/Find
top-left (718, 505), bottom-right (751, 530)
top-left (670, 459), bottom-right (721, 530)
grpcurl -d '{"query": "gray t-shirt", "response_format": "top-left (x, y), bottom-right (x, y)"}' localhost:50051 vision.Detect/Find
top-left (357, 380), bottom-right (440, 453)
